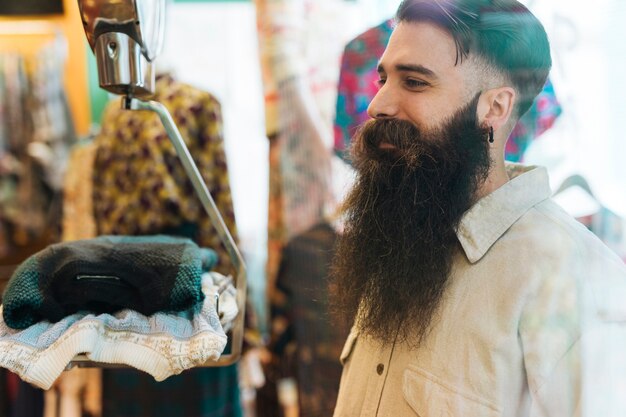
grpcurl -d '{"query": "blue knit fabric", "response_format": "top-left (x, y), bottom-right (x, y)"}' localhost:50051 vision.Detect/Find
top-left (2, 256), bottom-right (43, 330)
top-left (2, 235), bottom-right (218, 329)
top-left (0, 273), bottom-right (229, 389)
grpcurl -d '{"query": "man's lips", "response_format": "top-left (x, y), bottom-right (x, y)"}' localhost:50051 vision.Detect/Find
top-left (379, 142), bottom-right (397, 150)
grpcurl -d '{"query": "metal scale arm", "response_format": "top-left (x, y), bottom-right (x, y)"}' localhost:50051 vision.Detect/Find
top-left (125, 96), bottom-right (246, 366)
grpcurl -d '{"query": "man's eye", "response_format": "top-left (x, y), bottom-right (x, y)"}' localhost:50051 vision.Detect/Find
top-left (376, 78), bottom-right (387, 88)
top-left (404, 78), bottom-right (428, 89)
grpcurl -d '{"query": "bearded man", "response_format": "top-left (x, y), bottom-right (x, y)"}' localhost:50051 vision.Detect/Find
top-left (330, 1), bottom-right (626, 416)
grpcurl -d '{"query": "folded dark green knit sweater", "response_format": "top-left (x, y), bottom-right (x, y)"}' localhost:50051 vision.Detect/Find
top-left (2, 235), bottom-right (218, 329)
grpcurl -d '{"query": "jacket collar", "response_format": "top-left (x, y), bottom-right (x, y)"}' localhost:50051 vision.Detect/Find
top-left (457, 164), bottom-right (552, 263)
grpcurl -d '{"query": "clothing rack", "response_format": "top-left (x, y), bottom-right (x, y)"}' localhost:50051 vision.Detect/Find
top-left (0, 30), bottom-right (75, 271)
top-left (65, 97), bottom-right (247, 369)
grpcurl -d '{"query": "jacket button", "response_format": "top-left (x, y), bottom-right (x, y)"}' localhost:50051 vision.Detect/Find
top-left (376, 364), bottom-right (384, 375)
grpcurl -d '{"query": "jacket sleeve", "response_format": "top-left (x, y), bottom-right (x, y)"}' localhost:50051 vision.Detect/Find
top-left (520, 235), bottom-right (626, 417)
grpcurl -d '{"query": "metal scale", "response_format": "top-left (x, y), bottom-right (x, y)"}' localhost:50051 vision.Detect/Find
top-left (68, 0), bottom-right (246, 368)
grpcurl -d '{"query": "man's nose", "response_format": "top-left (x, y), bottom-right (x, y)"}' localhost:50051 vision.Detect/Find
top-left (367, 85), bottom-right (398, 119)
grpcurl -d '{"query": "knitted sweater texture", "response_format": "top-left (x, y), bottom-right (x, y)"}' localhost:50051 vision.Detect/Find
top-left (2, 235), bottom-right (217, 329)
top-left (0, 273), bottom-right (232, 389)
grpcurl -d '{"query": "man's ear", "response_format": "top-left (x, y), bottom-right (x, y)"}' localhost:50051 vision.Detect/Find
top-left (477, 87), bottom-right (516, 132)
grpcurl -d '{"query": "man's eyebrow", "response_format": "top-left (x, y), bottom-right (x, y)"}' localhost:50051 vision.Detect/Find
top-left (377, 63), bottom-right (438, 79)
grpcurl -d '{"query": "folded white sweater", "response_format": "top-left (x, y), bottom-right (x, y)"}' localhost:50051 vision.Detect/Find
top-left (0, 273), bottom-right (237, 389)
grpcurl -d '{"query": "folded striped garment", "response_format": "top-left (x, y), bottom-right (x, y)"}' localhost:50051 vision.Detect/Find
top-left (2, 235), bottom-right (217, 329)
top-left (0, 273), bottom-right (236, 390)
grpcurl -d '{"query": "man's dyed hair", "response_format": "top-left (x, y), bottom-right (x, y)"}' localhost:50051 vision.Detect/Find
top-left (396, 0), bottom-right (551, 118)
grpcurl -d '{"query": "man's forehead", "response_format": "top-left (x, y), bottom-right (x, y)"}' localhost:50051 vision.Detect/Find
top-left (378, 21), bottom-right (463, 76)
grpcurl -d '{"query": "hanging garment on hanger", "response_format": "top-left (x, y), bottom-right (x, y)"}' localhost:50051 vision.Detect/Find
top-left (254, 0), bottom-right (354, 295)
top-left (334, 19), bottom-right (393, 161)
top-left (2, 235), bottom-right (217, 329)
top-left (553, 174), bottom-right (626, 261)
top-left (0, 273), bottom-right (233, 390)
top-left (505, 77), bottom-right (562, 162)
top-left (254, 0), bottom-right (350, 138)
top-left (62, 140), bottom-right (97, 242)
top-left (333, 20), bottom-right (562, 163)
top-left (0, 53), bottom-right (51, 248)
top-left (29, 38), bottom-right (76, 191)
top-left (257, 222), bottom-right (348, 417)
top-left (92, 74), bottom-right (237, 277)
top-left (0, 41), bottom-right (75, 255)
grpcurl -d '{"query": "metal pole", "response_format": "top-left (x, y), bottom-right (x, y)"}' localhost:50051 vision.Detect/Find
top-left (124, 97), bottom-right (246, 366)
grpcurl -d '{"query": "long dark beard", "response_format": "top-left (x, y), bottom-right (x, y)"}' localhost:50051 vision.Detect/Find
top-left (329, 94), bottom-right (491, 346)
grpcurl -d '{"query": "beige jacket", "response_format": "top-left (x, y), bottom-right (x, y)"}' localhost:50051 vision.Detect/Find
top-left (334, 165), bottom-right (626, 417)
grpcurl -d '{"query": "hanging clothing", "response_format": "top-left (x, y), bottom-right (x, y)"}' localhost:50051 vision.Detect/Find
top-left (92, 74), bottom-right (237, 277)
top-left (265, 134), bottom-right (288, 293)
top-left (333, 20), bottom-right (562, 163)
top-left (62, 140), bottom-right (97, 242)
top-left (0, 39), bottom-right (75, 256)
top-left (91, 75), bottom-right (243, 417)
top-left (254, 0), bottom-right (353, 294)
top-left (333, 19), bottom-right (394, 161)
top-left (254, 0), bottom-right (349, 138)
top-left (505, 78), bottom-right (562, 162)
top-left (257, 222), bottom-right (349, 417)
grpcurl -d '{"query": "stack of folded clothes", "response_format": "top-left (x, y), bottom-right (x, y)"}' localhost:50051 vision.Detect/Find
top-left (0, 235), bottom-right (238, 389)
